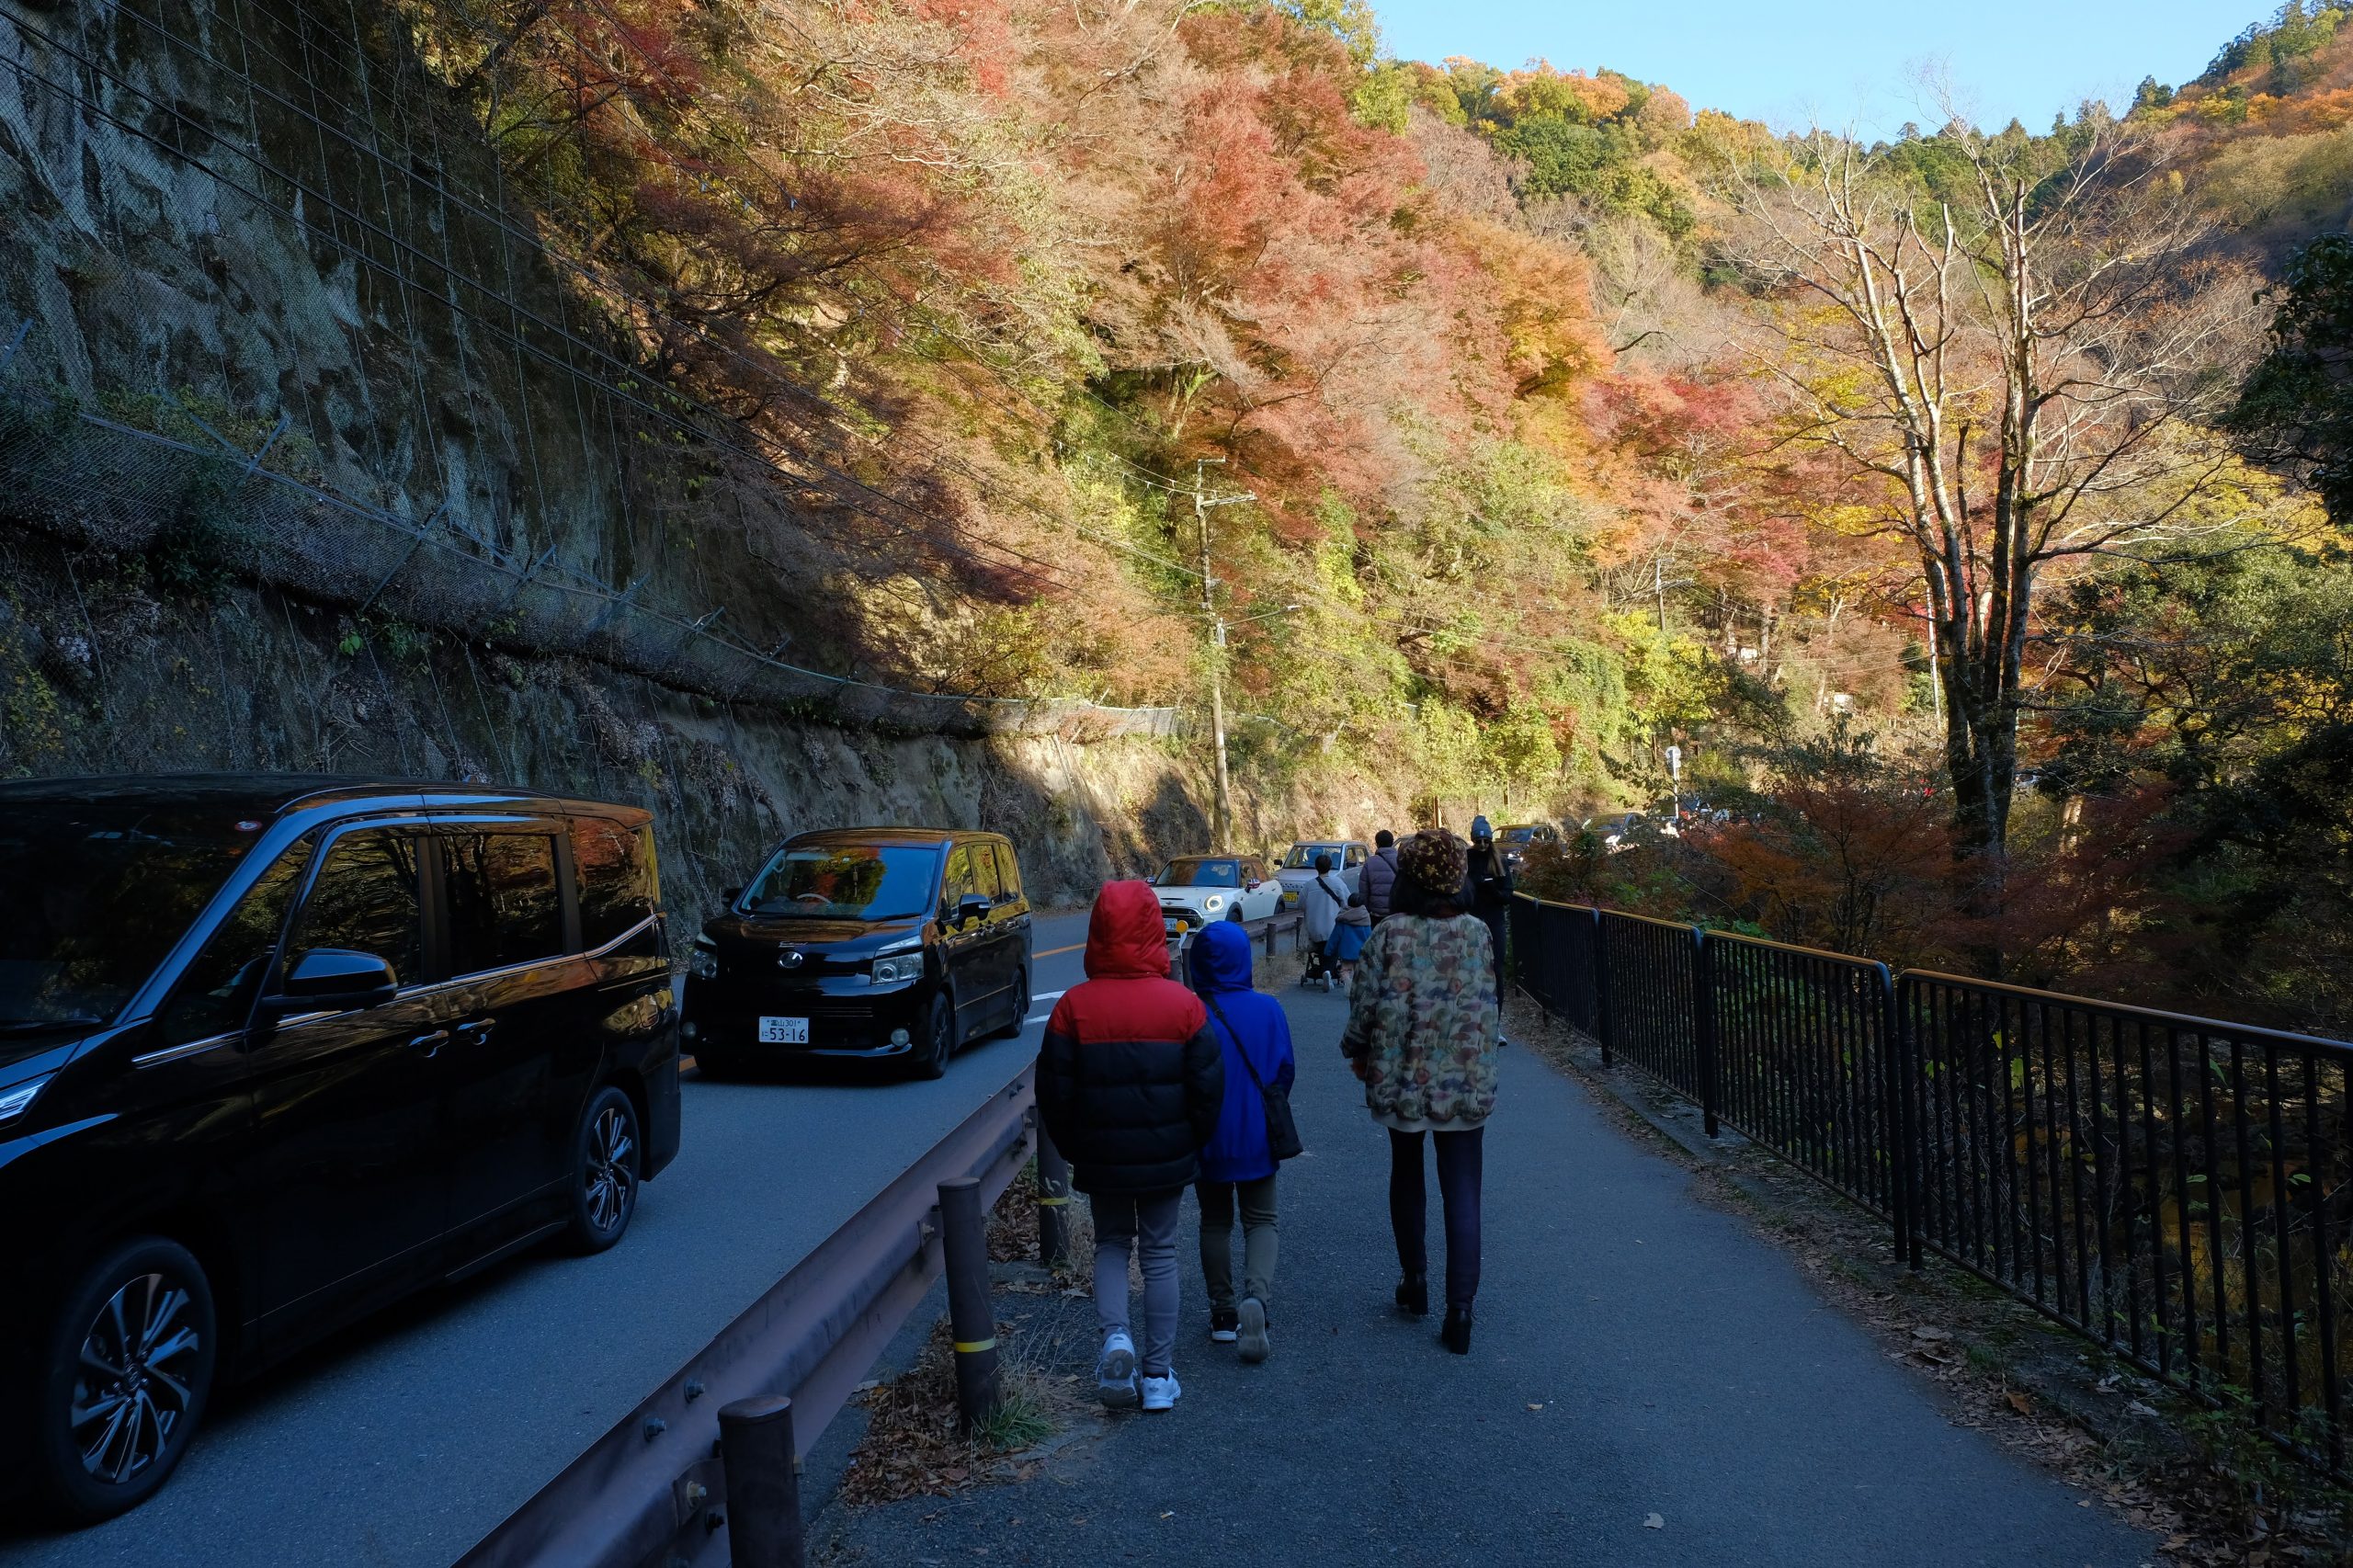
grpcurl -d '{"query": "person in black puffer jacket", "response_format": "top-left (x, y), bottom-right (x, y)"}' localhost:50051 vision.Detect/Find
top-left (1040, 879), bottom-right (1224, 1414)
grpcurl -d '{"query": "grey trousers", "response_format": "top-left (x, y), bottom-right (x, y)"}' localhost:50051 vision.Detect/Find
top-left (1197, 1175), bottom-right (1279, 1312)
top-left (1091, 1188), bottom-right (1182, 1376)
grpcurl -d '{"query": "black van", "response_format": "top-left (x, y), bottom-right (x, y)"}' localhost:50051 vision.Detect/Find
top-left (683, 827), bottom-right (1030, 1078)
top-left (0, 776), bottom-right (679, 1520)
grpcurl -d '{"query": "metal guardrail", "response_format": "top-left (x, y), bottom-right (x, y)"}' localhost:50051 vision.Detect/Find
top-left (453, 1061), bottom-right (1038, 1568)
top-left (1508, 892), bottom-right (2353, 1481)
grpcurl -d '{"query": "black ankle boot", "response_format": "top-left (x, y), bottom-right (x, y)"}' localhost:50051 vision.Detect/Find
top-left (1441, 1305), bottom-right (1473, 1355)
top-left (1395, 1274), bottom-right (1428, 1316)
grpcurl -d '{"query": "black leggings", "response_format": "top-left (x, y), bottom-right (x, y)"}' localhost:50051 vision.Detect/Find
top-left (1388, 1127), bottom-right (1484, 1309)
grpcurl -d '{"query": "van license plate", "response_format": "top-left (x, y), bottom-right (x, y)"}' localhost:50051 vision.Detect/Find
top-left (758, 1017), bottom-right (810, 1044)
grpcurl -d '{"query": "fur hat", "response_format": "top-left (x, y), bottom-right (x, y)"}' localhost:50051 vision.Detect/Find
top-left (1397, 827), bottom-right (1467, 896)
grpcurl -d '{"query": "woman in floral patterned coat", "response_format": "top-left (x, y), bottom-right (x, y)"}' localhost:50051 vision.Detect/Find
top-left (1338, 828), bottom-right (1501, 1355)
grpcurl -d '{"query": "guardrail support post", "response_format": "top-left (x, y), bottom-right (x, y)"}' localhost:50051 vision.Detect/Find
top-left (938, 1177), bottom-right (1003, 1431)
top-left (718, 1396), bottom-right (804, 1568)
top-left (1034, 1124), bottom-right (1073, 1270)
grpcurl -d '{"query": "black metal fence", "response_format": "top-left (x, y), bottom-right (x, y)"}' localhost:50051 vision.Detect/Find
top-left (1509, 893), bottom-right (2353, 1480)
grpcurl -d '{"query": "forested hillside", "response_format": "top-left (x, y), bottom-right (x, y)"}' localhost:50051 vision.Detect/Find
top-left (4, 0), bottom-right (2348, 1029)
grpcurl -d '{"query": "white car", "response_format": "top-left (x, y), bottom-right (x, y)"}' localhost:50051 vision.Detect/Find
top-left (1151, 855), bottom-right (1282, 936)
top-left (1273, 840), bottom-right (1369, 909)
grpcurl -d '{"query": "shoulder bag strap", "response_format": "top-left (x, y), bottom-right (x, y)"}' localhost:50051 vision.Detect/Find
top-left (1201, 991), bottom-right (1271, 1096)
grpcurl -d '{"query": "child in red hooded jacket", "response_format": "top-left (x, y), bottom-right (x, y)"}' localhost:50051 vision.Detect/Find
top-left (1038, 881), bottom-right (1225, 1413)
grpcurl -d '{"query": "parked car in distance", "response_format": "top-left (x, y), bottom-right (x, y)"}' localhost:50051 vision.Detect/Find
top-left (0, 775), bottom-right (679, 1522)
top-left (683, 828), bottom-right (1030, 1081)
top-left (1495, 822), bottom-right (1560, 871)
top-left (1274, 839), bottom-right (1369, 908)
top-left (1153, 855), bottom-right (1281, 936)
top-left (1586, 811), bottom-right (1677, 851)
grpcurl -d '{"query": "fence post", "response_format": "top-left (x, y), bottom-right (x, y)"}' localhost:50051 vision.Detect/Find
top-left (717, 1396), bottom-right (804, 1568)
top-left (1034, 1122), bottom-right (1073, 1271)
top-left (1869, 963), bottom-right (1915, 1269)
top-left (1889, 971), bottom-right (1926, 1271)
top-left (1592, 909), bottom-right (1613, 1066)
top-left (1692, 927), bottom-right (1720, 1139)
top-left (937, 1178), bottom-right (1002, 1430)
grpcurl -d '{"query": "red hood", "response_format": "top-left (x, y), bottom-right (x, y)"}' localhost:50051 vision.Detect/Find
top-left (1085, 881), bottom-right (1171, 980)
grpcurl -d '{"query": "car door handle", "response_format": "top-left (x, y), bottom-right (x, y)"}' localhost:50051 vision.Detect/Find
top-left (454, 1018), bottom-right (495, 1042)
top-left (407, 1028), bottom-right (450, 1055)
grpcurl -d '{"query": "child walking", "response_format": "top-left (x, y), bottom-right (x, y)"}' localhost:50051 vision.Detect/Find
top-left (1188, 919), bottom-right (1297, 1363)
top-left (1039, 881), bottom-right (1225, 1411)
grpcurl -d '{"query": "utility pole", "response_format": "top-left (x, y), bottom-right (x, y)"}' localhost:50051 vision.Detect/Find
top-left (1192, 458), bottom-right (1253, 851)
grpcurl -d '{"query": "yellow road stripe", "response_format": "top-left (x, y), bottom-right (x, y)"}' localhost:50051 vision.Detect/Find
top-left (1036, 941), bottom-right (1085, 958)
top-left (953, 1337), bottom-right (997, 1354)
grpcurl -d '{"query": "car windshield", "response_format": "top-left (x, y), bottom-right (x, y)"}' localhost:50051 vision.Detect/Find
top-left (1159, 858), bottom-right (1241, 888)
top-left (1280, 845), bottom-right (1344, 869)
top-left (743, 843), bottom-right (940, 920)
top-left (1504, 827), bottom-right (1536, 843)
top-left (0, 801), bottom-right (267, 1026)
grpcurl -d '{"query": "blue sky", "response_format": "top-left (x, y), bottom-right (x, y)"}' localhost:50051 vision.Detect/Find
top-left (1368, 1), bottom-right (2266, 137)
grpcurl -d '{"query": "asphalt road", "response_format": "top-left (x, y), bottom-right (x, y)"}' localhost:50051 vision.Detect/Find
top-left (824, 977), bottom-right (2158, 1568)
top-left (0, 910), bottom-right (1099, 1568)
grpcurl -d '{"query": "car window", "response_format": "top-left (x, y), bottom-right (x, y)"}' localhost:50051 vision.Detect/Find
top-left (1345, 845), bottom-right (1367, 866)
top-left (155, 838), bottom-right (315, 1045)
top-left (443, 835), bottom-right (563, 976)
top-left (1159, 858), bottom-right (1240, 888)
top-left (745, 843), bottom-right (940, 921)
top-left (292, 830), bottom-right (424, 986)
top-left (967, 841), bottom-right (1004, 902)
top-left (941, 844), bottom-right (976, 915)
top-left (0, 801), bottom-right (274, 1028)
top-left (993, 843), bottom-right (1024, 903)
top-left (573, 818), bottom-right (657, 950)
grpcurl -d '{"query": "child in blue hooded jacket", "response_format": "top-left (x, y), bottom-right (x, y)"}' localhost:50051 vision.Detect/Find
top-left (1188, 919), bottom-right (1297, 1364)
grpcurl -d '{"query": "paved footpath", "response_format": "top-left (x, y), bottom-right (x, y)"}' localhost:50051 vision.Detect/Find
top-left (820, 980), bottom-right (2159, 1568)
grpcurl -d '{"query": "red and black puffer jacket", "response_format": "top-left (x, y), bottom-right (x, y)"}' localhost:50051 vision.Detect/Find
top-left (1039, 881), bottom-right (1225, 1195)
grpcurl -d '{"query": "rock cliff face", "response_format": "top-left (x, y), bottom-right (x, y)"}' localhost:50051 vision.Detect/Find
top-left (0, 535), bottom-right (1414, 913)
top-left (0, 1), bottom-right (1411, 911)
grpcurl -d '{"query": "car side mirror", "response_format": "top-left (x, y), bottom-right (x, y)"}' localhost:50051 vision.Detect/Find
top-left (957, 893), bottom-right (992, 926)
top-left (261, 949), bottom-right (399, 1017)
top-left (722, 885), bottom-right (744, 905)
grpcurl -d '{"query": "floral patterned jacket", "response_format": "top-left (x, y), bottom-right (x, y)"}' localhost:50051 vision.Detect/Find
top-left (1338, 913), bottom-right (1500, 1126)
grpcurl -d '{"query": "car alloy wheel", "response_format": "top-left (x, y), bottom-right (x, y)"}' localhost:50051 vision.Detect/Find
top-left (567, 1086), bottom-right (642, 1253)
top-left (585, 1105), bottom-right (635, 1232)
top-left (916, 994), bottom-right (955, 1079)
top-left (39, 1238), bottom-right (217, 1521)
top-left (73, 1273), bottom-right (203, 1488)
top-left (993, 967), bottom-right (1029, 1040)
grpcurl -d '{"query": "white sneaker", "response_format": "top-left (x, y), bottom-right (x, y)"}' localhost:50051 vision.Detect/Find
top-left (1141, 1369), bottom-right (1181, 1412)
top-left (1096, 1329), bottom-right (1140, 1409)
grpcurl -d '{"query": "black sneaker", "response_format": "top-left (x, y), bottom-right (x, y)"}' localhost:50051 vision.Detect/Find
top-left (1209, 1307), bottom-right (1240, 1343)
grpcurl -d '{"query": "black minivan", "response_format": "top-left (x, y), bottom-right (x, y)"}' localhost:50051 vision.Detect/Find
top-left (0, 776), bottom-right (679, 1520)
top-left (684, 827), bottom-right (1030, 1078)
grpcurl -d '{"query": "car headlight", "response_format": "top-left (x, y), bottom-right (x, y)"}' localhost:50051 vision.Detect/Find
top-left (872, 956), bottom-right (921, 983)
top-left (1203, 895), bottom-right (1224, 912)
top-left (688, 941), bottom-right (720, 981)
top-left (0, 1073), bottom-right (51, 1125)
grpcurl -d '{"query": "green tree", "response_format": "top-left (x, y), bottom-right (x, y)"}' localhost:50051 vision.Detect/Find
top-left (2235, 233), bottom-right (2353, 527)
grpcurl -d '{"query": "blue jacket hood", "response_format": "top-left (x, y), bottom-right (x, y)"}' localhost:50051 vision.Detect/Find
top-left (1192, 919), bottom-right (1256, 994)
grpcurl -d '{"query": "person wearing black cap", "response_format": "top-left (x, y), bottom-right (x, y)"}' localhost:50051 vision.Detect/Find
top-left (1463, 816), bottom-right (1512, 973)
